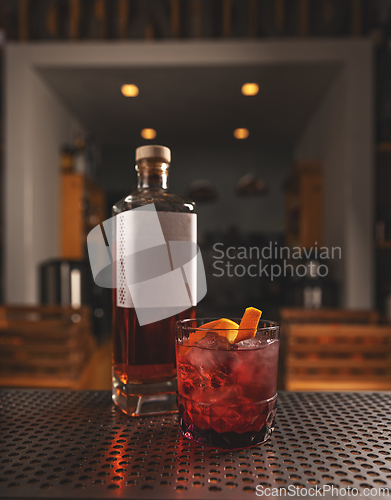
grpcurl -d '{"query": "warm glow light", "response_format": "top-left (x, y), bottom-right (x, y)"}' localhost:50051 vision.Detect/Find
top-left (121, 84), bottom-right (139, 97)
top-left (241, 83), bottom-right (259, 96)
top-left (234, 128), bottom-right (249, 139)
top-left (141, 128), bottom-right (157, 140)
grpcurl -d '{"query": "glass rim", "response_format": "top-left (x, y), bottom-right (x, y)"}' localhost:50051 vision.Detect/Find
top-left (175, 318), bottom-right (279, 332)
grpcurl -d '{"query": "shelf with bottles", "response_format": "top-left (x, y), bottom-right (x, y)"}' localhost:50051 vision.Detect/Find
top-left (60, 132), bottom-right (100, 179)
top-left (59, 133), bottom-right (105, 260)
top-left (284, 160), bottom-right (323, 249)
top-left (60, 172), bottom-right (106, 260)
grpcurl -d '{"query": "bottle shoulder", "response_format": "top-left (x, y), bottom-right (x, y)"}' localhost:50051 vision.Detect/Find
top-left (112, 189), bottom-right (196, 215)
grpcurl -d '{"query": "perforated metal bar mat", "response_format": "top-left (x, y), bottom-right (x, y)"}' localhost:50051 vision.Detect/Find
top-left (0, 390), bottom-right (390, 499)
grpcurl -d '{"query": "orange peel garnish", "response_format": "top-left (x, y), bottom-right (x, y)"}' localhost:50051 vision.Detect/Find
top-left (188, 319), bottom-right (221, 345)
top-left (188, 318), bottom-right (238, 345)
top-left (236, 307), bottom-right (262, 343)
top-left (186, 308), bottom-right (262, 347)
top-left (200, 319), bottom-right (221, 329)
top-left (212, 318), bottom-right (239, 344)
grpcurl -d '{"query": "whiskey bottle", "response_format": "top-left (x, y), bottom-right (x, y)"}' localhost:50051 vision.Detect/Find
top-left (112, 145), bottom-right (196, 416)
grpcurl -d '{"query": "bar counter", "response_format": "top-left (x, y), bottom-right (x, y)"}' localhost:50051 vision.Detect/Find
top-left (0, 390), bottom-right (390, 499)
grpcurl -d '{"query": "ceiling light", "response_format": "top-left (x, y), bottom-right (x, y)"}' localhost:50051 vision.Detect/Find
top-left (141, 128), bottom-right (157, 140)
top-left (234, 128), bottom-right (249, 139)
top-left (121, 84), bottom-right (139, 97)
top-left (241, 83), bottom-right (259, 96)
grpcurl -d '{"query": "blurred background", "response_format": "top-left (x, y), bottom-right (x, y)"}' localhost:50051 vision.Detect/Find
top-left (0, 0), bottom-right (391, 392)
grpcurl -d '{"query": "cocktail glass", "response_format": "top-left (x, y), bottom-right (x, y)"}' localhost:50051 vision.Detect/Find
top-left (175, 318), bottom-right (280, 449)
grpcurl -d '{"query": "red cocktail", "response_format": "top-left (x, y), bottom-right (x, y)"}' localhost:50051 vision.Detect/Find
top-left (175, 317), bottom-right (279, 449)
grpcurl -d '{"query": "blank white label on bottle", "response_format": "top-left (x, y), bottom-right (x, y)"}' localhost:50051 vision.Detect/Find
top-left (116, 205), bottom-right (197, 316)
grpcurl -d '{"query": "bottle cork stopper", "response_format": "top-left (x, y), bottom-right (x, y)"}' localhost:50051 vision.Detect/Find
top-left (136, 145), bottom-right (171, 163)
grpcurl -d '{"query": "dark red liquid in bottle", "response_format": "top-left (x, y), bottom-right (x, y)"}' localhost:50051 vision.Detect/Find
top-left (112, 295), bottom-right (195, 385)
top-left (111, 148), bottom-right (196, 415)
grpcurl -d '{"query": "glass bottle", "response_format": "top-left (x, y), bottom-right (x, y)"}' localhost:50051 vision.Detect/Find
top-left (112, 145), bottom-right (196, 416)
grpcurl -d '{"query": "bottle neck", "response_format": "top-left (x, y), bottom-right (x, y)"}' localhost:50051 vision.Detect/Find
top-left (136, 159), bottom-right (169, 190)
